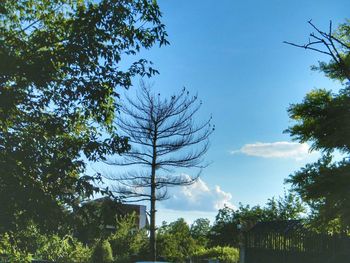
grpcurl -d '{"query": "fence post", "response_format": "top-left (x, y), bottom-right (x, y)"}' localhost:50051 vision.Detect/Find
top-left (239, 231), bottom-right (246, 263)
top-left (239, 244), bottom-right (245, 263)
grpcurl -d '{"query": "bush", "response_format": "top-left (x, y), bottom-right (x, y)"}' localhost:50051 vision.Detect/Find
top-left (157, 219), bottom-right (200, 263)
top-left (0, 233), bottom-right (33, 262)
top-left (36, 235), bottom-right (91, 263)
top-left (0, 223), bottom-right (91, 263)
top-left (193, 246), bottom-right (239, 263)
top-left (91, 240), bottom-right (113, 263)
top-left (108, 214), bottom-right (148, 262)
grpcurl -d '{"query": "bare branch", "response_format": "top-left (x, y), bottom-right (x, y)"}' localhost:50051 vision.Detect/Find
top-left (283, 41), bottom-right (332, 56)
top-left (106, 81), bottom-right (213, 252)
top-left (284, 20), bottom-right (350, 82)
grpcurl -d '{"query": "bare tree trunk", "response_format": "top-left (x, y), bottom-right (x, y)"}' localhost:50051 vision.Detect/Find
top-left (105, 83), bottom-right (214, 260)
top-left (150, 133), bottom-right (157, 261)
top-left (150, 178), bottom-right (156, 261)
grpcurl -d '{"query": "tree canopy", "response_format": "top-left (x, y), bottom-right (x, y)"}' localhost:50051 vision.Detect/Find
top-left (209, 193), bottom-right (305, 247)
top-left (190, 218), bottom-right (211, 247)
top-left (157, 218), bottom-right (198, 262)
top-left (0, 0), bottom-right (168, 232)
top-left (285, 20), bottom-right (350, 233)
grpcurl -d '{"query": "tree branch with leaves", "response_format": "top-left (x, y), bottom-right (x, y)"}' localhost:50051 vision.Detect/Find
top-left (284, 19), bottom-right (350, 82)
top-left (0, 0), bottom-right (168, 233)
top-left (284, 19), bottom-right (350, 233)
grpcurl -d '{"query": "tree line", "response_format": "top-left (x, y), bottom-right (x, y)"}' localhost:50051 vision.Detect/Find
top-left (1, 0), bottom-right (350, 261)
top-left (0, 191), bottom-right (303, 262)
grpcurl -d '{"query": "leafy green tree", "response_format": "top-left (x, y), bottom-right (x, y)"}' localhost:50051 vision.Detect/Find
top-left (35, 235), bottom-right (92, 263)
top-left (209, 206), bottom-right (238, 247)
top-left (0, 233), bottom-right (33, 263)
top-left (0, 0), bottom-right (167, 233)
top-left (285, 20), bottom-right (350, 233)
top-left (92, 240), bottom-right (113, 263)
top-left (264, 192), bottom-right (306, 221)
top-left (190, 218), bottom-right (211, 247)
top-left (209, 205), bottom-right (265, 247)
top-left (157, 218), bottom-right (198, 262)
top-left (0, 223), bottom-right (91, 263)
top-left (209, 193), bottom-right (305, 247)
top-left (108, 214), bottom-right (148, 263)
top-left (284, 20), bottom-right (350, 82)
top-left (73, 197), bottom-right (125, 244)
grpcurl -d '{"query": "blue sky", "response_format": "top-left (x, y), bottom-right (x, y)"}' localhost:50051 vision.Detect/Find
top-left (93, 0), bottom-right (350, 225)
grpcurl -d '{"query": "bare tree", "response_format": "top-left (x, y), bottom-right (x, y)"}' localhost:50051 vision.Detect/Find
top-left (105, 82), bottom-right (214, 261)
top-left (284, 19), bottom-right (350, 82)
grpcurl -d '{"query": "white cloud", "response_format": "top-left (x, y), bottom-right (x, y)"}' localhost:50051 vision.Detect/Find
top-left (162, 175), bottom-right (235, 212)
top-left (230, 141), bottom-right (312, 160)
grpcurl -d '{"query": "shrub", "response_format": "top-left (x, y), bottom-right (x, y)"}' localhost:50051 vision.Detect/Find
top-left (92, 240), bottom-right (113, 263)
top-left (0, 223), bottom-right (91, 263)
top-left (36, 235), bottom-right (91, 263)
top-left (157, 219), bottom-right (199, 263)
top-left (193, 246), bottom-right (239, 263)
top-left (0, 233), bottom-right (32, 263)
top-left (108, 214), bottom-right (148, 262)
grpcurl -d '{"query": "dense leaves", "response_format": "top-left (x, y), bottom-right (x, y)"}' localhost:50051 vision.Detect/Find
top-left (286, 20), bottom-right (350, 233)
top-left (92, 240), bottom-right (113, 263)
top-left (0, 223), bottom-right (91, 263)
top-left (108, 214), bottom-right (148, 263)
top-left (286, 88), bottom-right (350, 152)
top-left (190, 218), bottom-right (211, 247)
top-left (286, 155), bottom-right (350, 232)
top-left (73, 197), bottom-right (126, 244)
top-left (157, 218), bottom-right (199, 262)
top-left (0, 214), bottom-right (148, 262)
top-left (193, 246), bottom-right (239, 263)
top-left (156, 217), bottom-right (242, 262)
top-left (209, 193), bottom-right (305, 247)
top-left (0, 0), bottom-right (167, 232)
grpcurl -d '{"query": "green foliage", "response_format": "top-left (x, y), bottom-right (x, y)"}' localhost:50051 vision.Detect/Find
top-left (74, 198), bottom-right (124, 244)
top-left (209, 206), bottom-right (239, 247)
top-left (193, 246), bottom-right (239, 263)
top-left (209, 193), bottom-right (305, 247)
top-left (156, 217), bottom-right (240, 262)
top-left (0, 223), bottom-right (91, 263)
top-left (286, 20), bottom-right (350, 233)
top-left (286, 154), bottom-right (350, 232)
top-left (108, 214), bottom-right (148, 263)
top-left (190, 218), bottom-right (211, 247)
top-left (0, 0), bottom-right (167, 233)
top-left (157, 218), bottom-right (199, 262)
top-left (35, 235), bottom-right (92, 263)
top-left (264, 191), bottom-right (306, 221)
top-left (311, 20), bottom-right (350, 82)
top-left (92, 240), bottom-right (113, 263)
top-left (0, 233), bottom-right (32, 263)
top-left (286, 88), bottom-right (350, 152)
